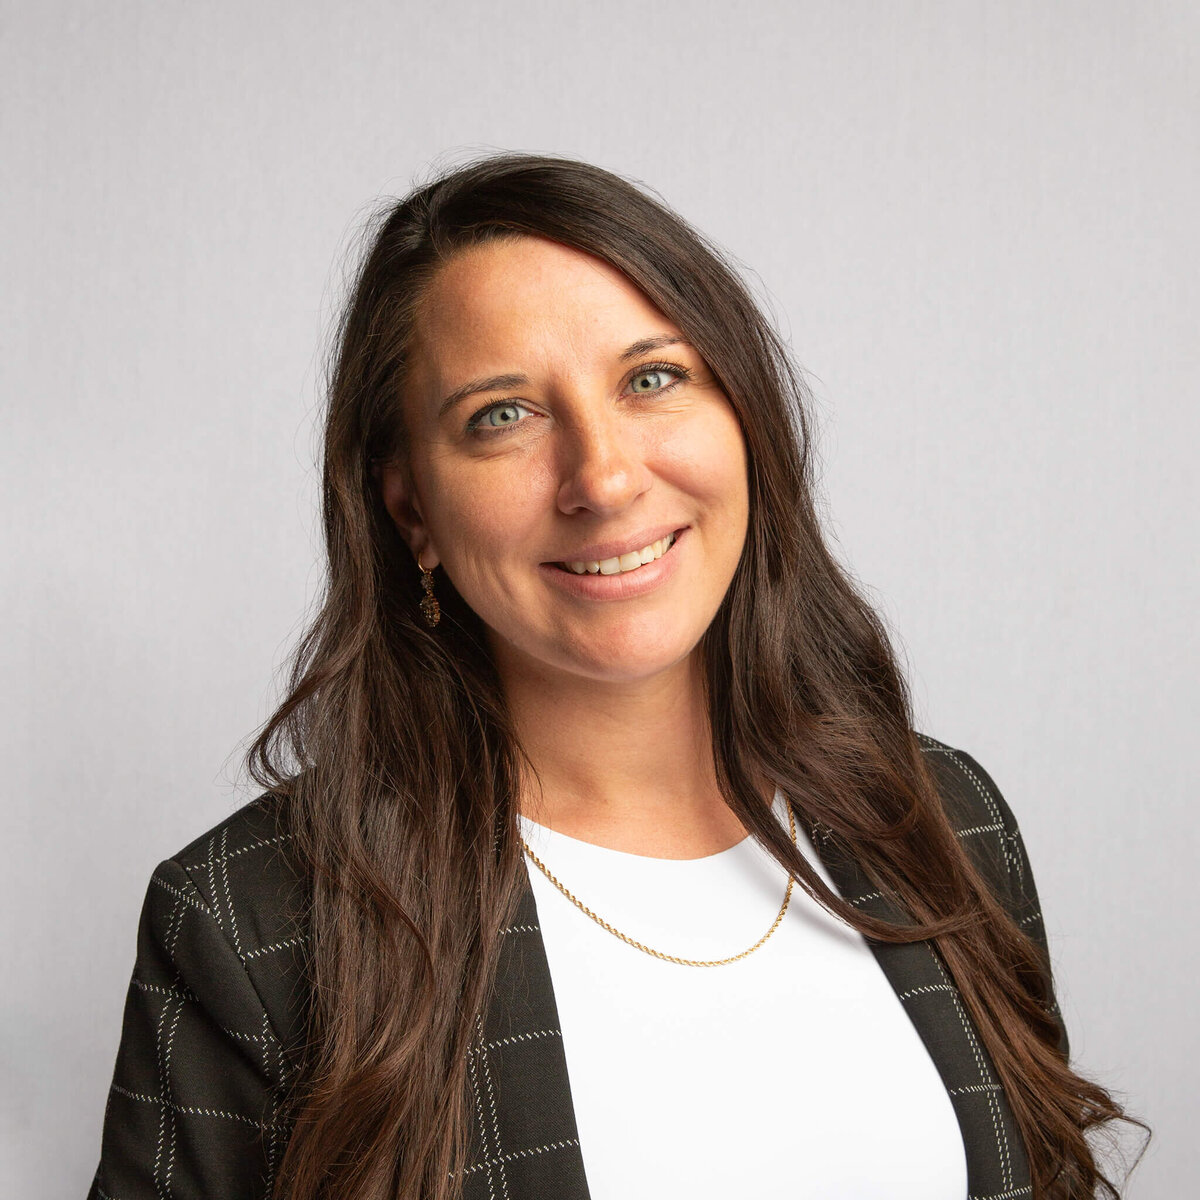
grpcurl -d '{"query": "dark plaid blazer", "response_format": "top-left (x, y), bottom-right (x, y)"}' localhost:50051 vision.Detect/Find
top-left (89, 734), bottom-right (1069, 1200)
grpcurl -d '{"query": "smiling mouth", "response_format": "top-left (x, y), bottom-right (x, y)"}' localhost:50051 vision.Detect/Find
top-left (553, 531), bottom-right (679, 576)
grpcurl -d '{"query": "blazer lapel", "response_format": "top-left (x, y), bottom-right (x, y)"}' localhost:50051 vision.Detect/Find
top-left (814, 836), bottom-right (1033, 1200)
top-left (464, 868), bottom-right (591, 1200)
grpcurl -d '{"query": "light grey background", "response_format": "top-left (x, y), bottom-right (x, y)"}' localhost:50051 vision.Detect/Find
top-left (3, 1), bottom-right (1194, 1195)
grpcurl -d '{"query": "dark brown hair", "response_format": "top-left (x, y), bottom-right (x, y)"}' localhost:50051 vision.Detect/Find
top-left (248, 152), bottom-right (1145, 1198)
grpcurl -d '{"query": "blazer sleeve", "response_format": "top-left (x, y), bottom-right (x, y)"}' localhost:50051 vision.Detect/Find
top-left (89, 857), bottom-right (287, 1200)
top-left (950, 747), bottom-right (1072, 1064)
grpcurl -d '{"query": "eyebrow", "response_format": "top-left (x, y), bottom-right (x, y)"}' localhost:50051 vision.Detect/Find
top-left (435, 335), bottom-right (693, 418)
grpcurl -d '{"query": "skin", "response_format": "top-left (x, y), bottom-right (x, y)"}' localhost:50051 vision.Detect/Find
top-left (381, 234), bottom-right (756, 858)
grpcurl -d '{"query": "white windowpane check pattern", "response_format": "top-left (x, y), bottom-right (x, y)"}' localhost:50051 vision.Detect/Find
top-left (89, 735), bottom-right (1066, 1200)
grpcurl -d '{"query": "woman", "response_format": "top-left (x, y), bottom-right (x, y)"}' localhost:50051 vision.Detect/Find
top-left (89, 153), bottom-right (1142, 1200)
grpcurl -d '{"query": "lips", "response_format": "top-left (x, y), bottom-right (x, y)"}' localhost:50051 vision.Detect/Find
top-left (554, 530), bottom-right (679, 575)
top-left (544, 525), bottom-right (687, 568)
top-left (540, 526), bottom-right (686, 600)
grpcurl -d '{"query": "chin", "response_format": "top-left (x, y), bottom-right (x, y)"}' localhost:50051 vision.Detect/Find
top-left (551, 628), bottom-right (702, 686)
top-left (486, 610), bottom-right (708, 687)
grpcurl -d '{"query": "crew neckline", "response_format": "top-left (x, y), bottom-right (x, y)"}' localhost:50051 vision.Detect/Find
top-left (517, 789), bottom-right (786, 865)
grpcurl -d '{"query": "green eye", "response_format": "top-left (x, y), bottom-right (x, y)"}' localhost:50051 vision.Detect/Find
top-left (466, 401), bottom-right (531, 434)
top-left (484, 403), bottom-right (525, 427)
top-left (631, 369), bottom-right (671, 393)
top-left (628, 362), bottom-right (692, 396)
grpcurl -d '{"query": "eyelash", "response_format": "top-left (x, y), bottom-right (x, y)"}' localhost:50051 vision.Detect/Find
top-left (463, 361), bottom-right (694, 436)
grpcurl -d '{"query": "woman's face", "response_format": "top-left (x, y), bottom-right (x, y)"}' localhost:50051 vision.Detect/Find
top-left (382, 234), bottom-right (750, 688)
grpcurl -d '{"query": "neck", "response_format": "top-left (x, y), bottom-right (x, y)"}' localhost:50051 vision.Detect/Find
top-left (498, 650), bottom-right (750, 859)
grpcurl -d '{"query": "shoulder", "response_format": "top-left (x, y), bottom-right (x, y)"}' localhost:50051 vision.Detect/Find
top-left (146, 790), bottom-right (311, 1050)
top-left (914, 732), bottom-right (1026, 904)
top-left (168, 789), bottom-right (302, 903)
top-left (166, 790), bottom-right (307, 935)
top-left (95, 795), bottom-right (310, 1196)
top-left (915, 731), bottom-right (1070, 1057)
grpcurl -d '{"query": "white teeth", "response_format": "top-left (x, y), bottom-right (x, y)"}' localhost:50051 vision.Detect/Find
top-left (564, 532), bottom-right (676, 577)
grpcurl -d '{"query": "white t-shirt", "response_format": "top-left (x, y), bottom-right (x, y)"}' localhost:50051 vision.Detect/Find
top-left (517, 790), bottom-right (969, 1200)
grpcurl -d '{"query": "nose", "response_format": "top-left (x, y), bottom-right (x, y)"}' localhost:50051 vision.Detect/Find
top-left (555, 409), bottom-right (654, 516)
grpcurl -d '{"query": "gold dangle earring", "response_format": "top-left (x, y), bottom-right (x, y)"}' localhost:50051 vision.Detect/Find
top-left (417, 552), bottom-right (441, 628)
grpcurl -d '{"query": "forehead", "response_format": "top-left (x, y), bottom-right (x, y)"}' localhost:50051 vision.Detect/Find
top-left (410, 235), bottom-right (676, 377)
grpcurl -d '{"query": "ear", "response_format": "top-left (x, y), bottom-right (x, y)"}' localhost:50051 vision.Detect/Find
top-left (377, 460), bottom-right (441, 570)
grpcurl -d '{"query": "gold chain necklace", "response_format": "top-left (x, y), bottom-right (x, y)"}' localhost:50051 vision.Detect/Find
top-left (519, 799), bottom-right (798, 968)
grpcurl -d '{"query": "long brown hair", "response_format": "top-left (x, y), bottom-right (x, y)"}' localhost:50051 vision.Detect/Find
top-left (248, 152), bottom-right (1145, 1198)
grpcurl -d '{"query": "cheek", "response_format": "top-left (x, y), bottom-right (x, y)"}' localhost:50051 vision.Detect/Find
top-left (422, 458), bottom-right (552, 571)
top-left (660, 413), bottom-right (749, 513)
